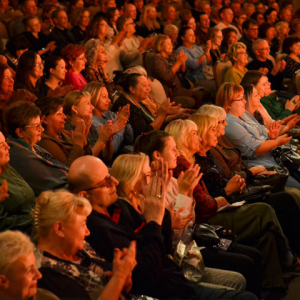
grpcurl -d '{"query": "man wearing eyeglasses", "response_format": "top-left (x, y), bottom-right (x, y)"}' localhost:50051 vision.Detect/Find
top-left (239, 19), bottom-right (259, 60)
top-left (247, 39), bottom-right (286, 90)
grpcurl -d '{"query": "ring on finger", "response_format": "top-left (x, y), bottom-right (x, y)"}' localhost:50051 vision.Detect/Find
top-left (156, 194), bottom-right (162, 199)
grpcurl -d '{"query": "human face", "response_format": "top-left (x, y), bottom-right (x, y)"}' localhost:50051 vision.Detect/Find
top-left (278, 25), bottom-right (289, 37)
top-left (256, 14), bottom-right (265, 26)
top-left (235, 14), bottom-right (246, 27)
top-left (24, 0), bottom-right (37, 16)
top-left (28, 17), bottom-right (41, 33)
top-left (31, 55), bottom-right (44, 79)
top-left (227, 31), bottom-right (237, 46)
top-left (51, 59), bottom-right (67, 81)
top-left (43, 106), bottom-right (66, 134)
top-left (255, 76), bottom-right (268, 97)
top-left (231, 3), bottom-right (241, 14)
top-left (199, 14), bottom-right (210, 29)
top-left (0, 132), bottom-right (10, 166)
top-left (71, 52), bottom-right (86, 73)
top-left (126, 4), bottom-right (137, 20)
top-left (98, 19), bottom-right (109, 38)
top-left (20, 116), bottom-right (44, 147)
top-left (255, 41), bottom-right (270, 60)
top-left (245, 23), bottom-right (259, 40)
top-left (74, 0), bottom-right (84, 8)
top-left (147, 7), bottom-right (157, 20)
top-left (5, 252), bottom-right (42, 300)
top-left (124, 17), bottom-right (136, 36)
top-left (202, 4), bottom-right (211, 16)
top-left (80, 11), bottom-right (90, 28)
top-left (158, 136), bottom-right (179, 170)
top-left (186, 128), bottom-right (201, 155)
top-left (249, 87), bottom-right (261, 107)
top-left (96, 87), bottom-right (110, 113)
top-left (267, 11), bottom-right (277, 24)
top-left (216, 116), bottom-right (227, 137)
top-left (280, 9), bottom-right (291, 22)
top-left (134, 163), bottom-right (151, 194)
top-left (169, 30), bottom-right (178, 44)
top-left (264, 80), bottom-right (271, 96)
top-left (134, 0), bottom-right (143, 12)
top-left (265, 27), bottom-right (276, 41)
top-left (228, 91), bottom-right (246, 117)
top-left (96, 45), bottom-right (108, 64)
top-left (1, 68), bottom-right (14, 95)
top-left (221, 8), bottom-right (234, 25)
top-left (130, 76), bottom-right (149, 101)
top-left (85, 160), bottom-right (119, 209)
top-left (187, 18), bottom-right (196, 31)
top-left (0, 0), bottom-right (9, 10)
top-left (182, 29), bottom-right (196, 46)
top-left (203, 125), bottom-right (218, 149)
top-left (62, 212), bottom-right (90, 255)
top-left (161, 38), bottom-right (173, 55)
top-left (55, 10), bottom-right (68, 30)
top-left (291, 42), bottom-right (300, 56)
top-left (74, 95), bottom-right (94, 118)
top-left (112, 9), bottom-right (120, 23)
top-left (167, 6), bottom-right (176, 21)
top-left (235, 47), bottom-right (248, 66)
top-left (212, 30), bottom-right (223, 46)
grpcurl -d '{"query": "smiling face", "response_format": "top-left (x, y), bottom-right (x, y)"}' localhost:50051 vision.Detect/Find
top-left (147, 7), bottom-right (157, 20)
top-left (18, 116), bottom-right (44, 147)
top-left (265, 27), bottom-right (276, 41)
top-left (73, 95), bottom-right (94, 118)
top-left (80, 11), bottom-right (90, 27)
top-left (227, 31), bottom-right (238, 46)
top-left (50, 59), bottom-right (67, 81)
top-left (290, 41), bottom-right (300, 56)
top-left (31, 55), bottom-right (44, 79)
top-left (186, 128), bottom-right (201, 155)
top-left (167, 6), bottom-right (176, 21)
top-left (161, 37), bottom-right (173, 55)
top-left (55, 10), bottom-right (68, 30)
top-left (267, 11), bottom-right (277, 24)
top-left (28, 17), bottom-right (41, 34)
top-left (228, 91), bottom-right (246, 117)
top-left (249, 87), bottom-right (261, 107)
top-left (182, 28), bottom-right (196, 46)
top-left (98, 19), bottom-right (109, 38)
top-left (157, 136), bottom-right (179, 170)
top-left (234, 47), bottom-right (248, 66)
top-left (216, 115), bottom-right (228, 137)
top-left (212, 30), bottom-right (223, 46)
top-left (96, 87), bottom-right (110, 113)
top-left (130, 76), bottom-right (150, 101)
top-left (255, 40), bottom-right (270, 61)
top-left (199, 13), bottom-right (210, 29)
top-left (187, 17), bottom-right (196, 31)
top-left (255, 75), bottom-right (268, 97)
top-left (0, 132), bottom-right (10, 167)
top-left (4, 252), bottom-right (42, 300)
top-left (203, 125), bottom-right (218, 149)
top-left (1, 68), bottom-right (14, 96)
top-left (71, 52), bottom-right (86, 73)
top-left (43, 106), bottom-right (66, 134)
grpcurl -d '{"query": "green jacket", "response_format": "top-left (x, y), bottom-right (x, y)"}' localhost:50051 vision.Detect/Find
top-left (260, 95), bottom-right (292, 120)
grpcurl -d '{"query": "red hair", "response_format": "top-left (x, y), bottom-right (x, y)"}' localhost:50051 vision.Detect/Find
top-left (61, 44), bottom-right (86, 69)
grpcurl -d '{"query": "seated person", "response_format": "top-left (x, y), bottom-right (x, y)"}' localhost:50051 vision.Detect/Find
top-left (0, 63), bottom-right (14, 112)
top-left (220, 27), bottom-right (238, 55)
top-left (70, 8), bottom-right (90, 43)
top-left (68, 155), bottom-right (257, 300)
top-left (224, 42), bottom-right (248, 84)
top-left (4, 101), bottom-right (68, 196)
top-left (33, 190), bottom-right (138, 300)
top-left (282, 36), bottom-right (300, 79)
top-left (0, 230), bottom-right (59, 300)
top-left (247, 39), bottom-right (286, 90)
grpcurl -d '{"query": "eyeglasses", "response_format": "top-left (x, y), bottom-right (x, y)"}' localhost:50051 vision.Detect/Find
top-left (218, 120), bottom-right (226, 125)
top-left (34, 62), bottom-right (44, 68)
top-left (3, 76), bottom-right (14, 81)
top-left (256, 47), bottom-right (270, 51)
top-left (24, 121), bottom-right (43, 129)
top-left (232, 96), bottom-right (245, 102)
top-left (84, 174), bottom-right (112, 191)
top-left (247, 27), bottom-right (259, 31)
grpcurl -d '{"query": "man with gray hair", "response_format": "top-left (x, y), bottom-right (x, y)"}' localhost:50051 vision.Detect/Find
top-left (247, 39), bottom-right (286, 89)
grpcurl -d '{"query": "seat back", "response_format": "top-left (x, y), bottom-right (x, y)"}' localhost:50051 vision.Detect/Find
top-left (213, 60), bottom-right (232, 89)
top-left (293, 69), bottom-right (300, 95)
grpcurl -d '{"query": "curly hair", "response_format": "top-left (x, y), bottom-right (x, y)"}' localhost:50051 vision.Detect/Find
top-left (61, 44), bottom-right (86, 69)
top-left (84, 38), bottom-right (104, 66)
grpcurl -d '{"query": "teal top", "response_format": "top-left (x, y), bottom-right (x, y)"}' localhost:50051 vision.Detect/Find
top-left (0, 167), bottom-right (35, 233)
top-left (260, 95), bottom-right (292, 120)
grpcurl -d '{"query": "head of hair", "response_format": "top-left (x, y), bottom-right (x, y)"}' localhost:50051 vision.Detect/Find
top-left (218, 6), bottom-right (231, 19)
top-left (208, 27), bottom-right (221, 40)
top-left (154, 34), bottom-right (171, 52)
top-left (69, 7), bottom-right (89, 27)
top-left (85, 16), bottom-right (108, 40)
top-left (227, 42), bottom-right (247, 64)
top-left (164, 24), bottom-right (178, 36)
top-left (43, 55), bottom-right (64, 78)
top-left (63, 91), bottom-right (91, 117)
top-left (221, 27), bottom-right (237, 46)
top-left (282, 36), bottom-right (300, 54)
top-left (275, 21), bottom-right (289, 31)
top-left (15, 50), bottom-right (38, 90)
top-left (116, 14), bottom-right (130, 31)
top-left (42, 4), bottom-right (56, 21)
top-left (4, 101), bottom-right (41, 138)
top-left (52, 8), bottom-right (66, 21)
top-left (61, 44), bottom-right (86, 69)
top-left (264, 7), bottom-right (276, 21)
top-left (197, 104), bottom-right (226, 121)
top-left (106, 7), bottom-right (119, 25)
top-left (162, 4), bottom-right (176, 21)
top-left (198, 1), bottom-right (210, 12)
top-left (23, 15), bottom-right (39, 30)
top-left (242, 83), bottom-right (255, 108)
top-left (111, 153), bottom-right (149, 198)
top-left (211, 4), bottom-right (222, 19)
top-left (252, 38), bottom-right (267, 52)
top-left (177, 26), bottom-right (192, 47)
top-left (123, 73), bottom-right (143, 94)
top-left (31, 190), bottom-right (92, 239)
top-left (82, 81), bottom-right (105, 107)
top-left (240, 70), bottom-right (266, 86)
top-left (291, 18), bottom-right (300, 33)
top-left (137, 4), bottom-right (158, 28)
top-left (123, 65), bottom-right (147, 76)
top-left (215, 82), bottom-right (244, 112)
top-left (178, 9), bottom-right (192, 22)
top-left (84, 39), bottom-right (103, 67)
top-left (258, 22), bottom-right (275, 38)
top-left (134, 130), bottom-right (170, 161)
top-left (250, 12), bottom-right (264, 23)
top-left (0, 63), bottom-right (9, 84)
top-left (188, 113), bottom-right (217, 143)
top-left (34, 96), bottom-right (64, 117)
top-left (0, 231), bottom-right (34, 275)
top-left (242, 18), bottom-right (258, 32)
top-left (165, 119), bottom-right (197, 163)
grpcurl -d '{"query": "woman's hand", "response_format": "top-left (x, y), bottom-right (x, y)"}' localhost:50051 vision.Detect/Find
top-left (224, 174), bottom-right (246, 196)
top-left (285, 115), bottom-right (300, 131)
top-left (0, 179), bottom-right (9, 203)
top-left (72, 119), bottom-right (87, 148)
top-left (275, 133), bottom-right (293, 146)
top-left (215, 196), bottom-right (229, 209)
top-left (111, 117), bottom-right (127, 136)
top-left (285, 95), bottom-right (300, 112)
top-left (117, 104), bottom-right (130, 121)
top-left (166, 203), bottom-right (193, 229)
top-left (45, 41), bottom-right (56, 52)
top-left (177, 164), bottom-right (202, 196)
top-left (98, 120), bottom-right (113, 143)
top-left (157, 98), bottom-right (172, 117)
top-left (176, 50), bottom-right (188, 65)
top-left (203, 39), bottom-right (212, 54)
top-left (268, 121), bottom-right (280, 139)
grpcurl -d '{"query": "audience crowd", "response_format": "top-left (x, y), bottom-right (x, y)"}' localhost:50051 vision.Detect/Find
top-left (1, 0), bottom-right (300, 299)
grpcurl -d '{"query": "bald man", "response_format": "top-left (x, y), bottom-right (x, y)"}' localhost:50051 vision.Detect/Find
top-left (68, 156), bottom-right (257, 300)
top-left (123, 3), bottom-right (137, 21)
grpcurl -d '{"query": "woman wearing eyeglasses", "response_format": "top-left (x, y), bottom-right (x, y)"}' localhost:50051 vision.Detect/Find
top-left (14, 50), bottom-right (45, 98)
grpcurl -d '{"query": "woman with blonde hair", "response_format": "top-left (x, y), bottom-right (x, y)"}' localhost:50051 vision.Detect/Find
top-left (208, 28), bottom-right (225, 64)
top-left (33, 190), bottom-right (137, 300)
top-left (83, 81), bottom-right (133, 155)
top-left (166, 118), bottom-right (300, 292)
top-left (135, 4), bottom-right (162, 38)
top-left (224, 42), bottom-right (248, 84)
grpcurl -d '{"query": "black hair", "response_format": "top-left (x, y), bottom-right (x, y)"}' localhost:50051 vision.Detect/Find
top-left (258, 22), bottom-right (275, 39)
top-left (44, 55), bottom-right (64, 78)
top-left (177, 26), bottom-right (193, 47)
top-left (242, 18), bottom-right (258, 32)
top-left (240, 70), bottom-right (266, 86)
top-left (241, 84), bottom-right (254, 103)
top-left (123, 73), bottom-right (143, 93)
top-left (35, 96), bottom-right (64, 117)
top-left (282, 36), bottom-right (300, 55)
top-left (264, 8), bottom-right (277, 22)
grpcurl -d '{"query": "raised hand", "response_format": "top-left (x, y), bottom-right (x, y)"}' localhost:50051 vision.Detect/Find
top-left (98, 120), bottom-right (114, 143)
top-left (72, 119), bottom-right (86, 148)
top-left (276, 133), bottom-right (293, 146)
top-left (157, 98), bottom-right (172, 117)
top-left (117, 104), bottom-right (130, 120)
top-left (177, 164), bottom-right (202, 196)
top-left (111, 117), bottom-right (127, 136)
top-left (0, 179), bottom-right (9, 203)
top-left (268, 121), bottom-right (280, 139)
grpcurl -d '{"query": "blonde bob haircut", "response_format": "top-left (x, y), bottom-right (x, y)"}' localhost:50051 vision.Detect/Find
top-left (63, 90), bottom-right (91, 117)
top-left (197, 104), bottom-right (226, 122)
top-left (165, 119), bottom-right (198, 164)
top-left (82, 81), bottom-right (106, 108)
top-left (227, 42), bottom-right (247, 64)
top-left (137, 4), bottom-right (160, 30)
top-left (215, 82), bottom-right (244, 113)
top-left (31, 190), bottom-right (92, 239)
top-left (189, 113), bottom-right (217, 143)
top-left (0, 231), bottom-right (34, 275)
top-left (154, 34), bottom-right (171, 53)
top-left (111, 153), bottom-right (150, 199)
